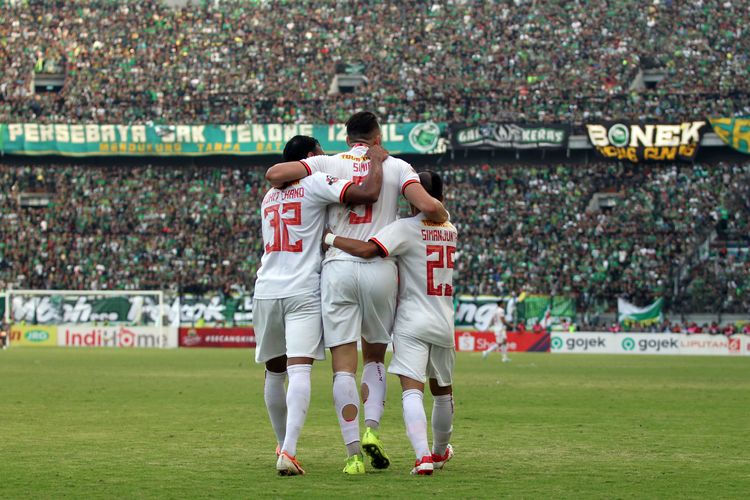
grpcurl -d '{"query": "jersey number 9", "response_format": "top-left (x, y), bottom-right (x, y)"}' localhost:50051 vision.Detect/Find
top-left (348, 175), bottom-right (373, 224)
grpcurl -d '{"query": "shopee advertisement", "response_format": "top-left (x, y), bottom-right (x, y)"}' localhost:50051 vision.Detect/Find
top-left (454, 331), bottom-right (550, 352)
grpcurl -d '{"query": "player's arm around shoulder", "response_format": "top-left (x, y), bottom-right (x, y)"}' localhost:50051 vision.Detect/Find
top-left (265, 160), bottom-right (311, 188)
top-left (340, 145), bottom-right (387, 205)
top-left (321, 213), bottom-right (406, 260)
top-left (322, 229), bottom-right (382, 259)
top-left (403, 181), bottom-right (449, 223)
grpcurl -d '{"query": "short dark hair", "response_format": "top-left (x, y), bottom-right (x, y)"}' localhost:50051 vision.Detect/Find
top-left (418, 170), bottom-right (444, 202)
top-left (283, 135), bottom-right (320, 162)
top-left (345, 111), bottom-right (380, 142)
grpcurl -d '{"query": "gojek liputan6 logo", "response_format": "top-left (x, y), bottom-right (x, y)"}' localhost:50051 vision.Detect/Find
top-left (621, 337), bottom-right (635, 351)
top-left (551, 336), bottom-right (563, 350)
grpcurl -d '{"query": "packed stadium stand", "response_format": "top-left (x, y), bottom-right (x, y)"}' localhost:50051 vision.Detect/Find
top-left (1, 0), bottom-right (748, 125)
top-left (0, 0), bottom-right (749, 321)
top-left (2, 159), bottom-right (749, 315)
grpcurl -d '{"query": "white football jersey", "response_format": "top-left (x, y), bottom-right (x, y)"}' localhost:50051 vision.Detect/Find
top-left (492, 306), bottom-right (507, 333)
top-left (505, 297), bottom-right (516, 323)
top-left (370, 213), bottom-right (458, 348)
top-left (301, 144), bottom-right (419, 263)
top-left (254, 172), bottom-right (353, 299)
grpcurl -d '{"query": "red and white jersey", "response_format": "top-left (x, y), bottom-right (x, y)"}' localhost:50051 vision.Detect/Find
top-left (301, 144), bottom-right (419, 263)
top-left (370, 213), bottom-right (458, 347)
top-left (254, 172), bottom-right (353, 299)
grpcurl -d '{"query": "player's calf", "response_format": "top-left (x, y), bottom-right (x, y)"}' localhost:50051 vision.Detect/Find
top-left (429, 379), bottom-right (454, 469)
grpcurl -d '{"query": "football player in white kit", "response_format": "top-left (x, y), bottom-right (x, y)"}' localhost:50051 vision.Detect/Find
top-left (254, 135), bottom-right (387, 476)
top-left (482, 300), bottom-right (511, 362)
top-left (323, 171), bottom-right (457, 476)
top-left (266, 112), bottom-right (449, 474)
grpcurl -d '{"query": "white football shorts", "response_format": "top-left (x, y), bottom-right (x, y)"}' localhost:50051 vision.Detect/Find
top-left (493, 327), bottom-right (507, 344)
top-left (321, 259), bottom-right (397, 348)
top-left (253, 292), bottom-right (325, 363)
top-left (388, 333), bottom-right (455, 387)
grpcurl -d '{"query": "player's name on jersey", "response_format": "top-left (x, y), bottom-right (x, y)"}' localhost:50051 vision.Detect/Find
top-left (263, 185), bottom-right (305, 204)
top-left (421, 228), bottom-right (457, 242)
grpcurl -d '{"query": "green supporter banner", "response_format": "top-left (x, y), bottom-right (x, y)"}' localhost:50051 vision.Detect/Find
top-left (6, 294), bottom-right (253, 326)
top-left (454, 294), bottom-right (574, 331)
top-left (709, 117), bottom-right (750, 154)
top-left (517, 295), bottom-right (575, 327)
top-left (617, 297), bottom-right (663, 327)
top-left (0, 122), bottom-right (447, 157)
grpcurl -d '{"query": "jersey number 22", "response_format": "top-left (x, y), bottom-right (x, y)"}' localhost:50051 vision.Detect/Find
top-left (426, 244), bottom-right (455, 296)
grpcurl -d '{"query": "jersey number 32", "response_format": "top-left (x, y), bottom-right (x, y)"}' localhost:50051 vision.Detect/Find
top-left (264, 202), bottom-right (302, 253)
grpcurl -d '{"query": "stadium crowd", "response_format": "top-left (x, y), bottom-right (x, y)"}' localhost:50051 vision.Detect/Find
top-left (1, 159), bottom-right (748, 314)
top-left (441, 160), bottom-right (750, 313)
top-left (0, 163), bottom-right (265, 295)
top-left (1, 0), bottom-right (748, 125)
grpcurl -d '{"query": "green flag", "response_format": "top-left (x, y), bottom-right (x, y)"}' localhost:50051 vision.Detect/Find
top-left (617, 297), bottom-right (663, 326)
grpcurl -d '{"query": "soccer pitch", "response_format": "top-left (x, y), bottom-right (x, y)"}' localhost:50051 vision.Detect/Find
top-left (1, 349), bottom-right (748, 499)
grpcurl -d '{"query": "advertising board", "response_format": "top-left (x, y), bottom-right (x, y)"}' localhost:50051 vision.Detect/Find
top-left (178, 327), bottom-right (256, 348)
top-left (57, 325), bottom-right (178, 349)
top-left (550, 332), bottom-right (750, 356)
top-left (8, 324), bottom-right (57, 347)
top-left (454, 331), bottom-right (550, 352)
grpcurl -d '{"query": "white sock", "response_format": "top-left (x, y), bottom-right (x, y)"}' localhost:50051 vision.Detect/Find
top-left (431, 394), bottom-right (454, 456)
top-left (483, 344), bottom-right (497, 357)
top-left (361, 362), bottom-right (386, 430)
top-left (264, 370), bottom-right (287, 447)
top-left (402, 389), bottom-right (430, 459)
top-left (333, 371), bottom-right (361, 455)
top-left (281, 364), bottom-right (312, 457)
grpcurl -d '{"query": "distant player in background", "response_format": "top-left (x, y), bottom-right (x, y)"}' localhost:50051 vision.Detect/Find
top-left (266, 112), bottom-right (449, 474)
top-left (324, 171), bottom-right (456, 476)
top-left (253, 136), bottom-right (385, 476)
top-left (505, 292), bottom-right (517, 325)
top-left (0, 320), bottom-right (8, 349)
top-left (483, 300), bottom-right (511, 362)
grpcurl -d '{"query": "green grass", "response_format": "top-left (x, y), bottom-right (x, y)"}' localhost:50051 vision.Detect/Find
top-left (1, 348), bottom-right (749, 499)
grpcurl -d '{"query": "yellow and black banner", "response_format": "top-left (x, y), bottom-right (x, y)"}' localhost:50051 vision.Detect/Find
top-left (586, 121), bottom-right (706, 163)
